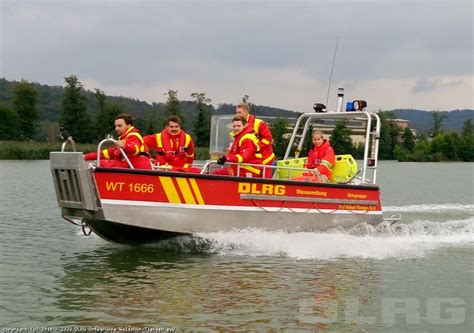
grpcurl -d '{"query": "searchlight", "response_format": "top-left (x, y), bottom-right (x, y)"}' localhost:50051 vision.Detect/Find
top-left (346, 100), bottom-right (367, 112)
top-left (313, 103), bottom-right (327, 113)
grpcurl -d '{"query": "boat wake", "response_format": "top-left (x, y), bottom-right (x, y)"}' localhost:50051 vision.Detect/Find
top-left (383, 203), bottom-right (473, 224)
top-left (384, 203), bottom-right (474, 213)
top-left (150, 203), bottom-right (474, 260)
top-left (86, 203), bottom-right (474, 260)
top-left (188, 217), bottom-right (474, 260)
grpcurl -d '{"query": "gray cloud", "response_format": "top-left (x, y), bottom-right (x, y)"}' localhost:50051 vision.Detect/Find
top-left (442, 79), bottom-right (464, 88)
top-left (1, 0), bottom-right (472, 110)
top-left (411, 79), bottom-right (438, 93)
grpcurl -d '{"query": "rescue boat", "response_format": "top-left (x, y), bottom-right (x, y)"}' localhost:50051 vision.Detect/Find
top-left (50, 90), bottom-right (392, 244)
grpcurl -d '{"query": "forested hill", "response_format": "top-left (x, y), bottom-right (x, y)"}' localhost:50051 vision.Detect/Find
top-left (214, 103), bottom-right (300, 118)
top-left (391, 109), bottom-right (474, 132)
top-left (0, 78), bottom-right (300, 125)
top-left (1, 78), bottom-right (472, 132)
top-left (0, 78), bottom-right (153, 122)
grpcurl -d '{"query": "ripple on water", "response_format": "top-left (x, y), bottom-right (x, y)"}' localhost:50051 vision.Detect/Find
top-left (1, 161), bottom-right (473, 330)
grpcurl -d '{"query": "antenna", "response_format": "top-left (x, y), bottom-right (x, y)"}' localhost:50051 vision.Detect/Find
top-left (325, 36), bottom-right (340, 107)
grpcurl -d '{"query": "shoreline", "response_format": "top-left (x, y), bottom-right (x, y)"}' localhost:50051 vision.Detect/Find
top-left (0, 141), bottom-right (210, 160)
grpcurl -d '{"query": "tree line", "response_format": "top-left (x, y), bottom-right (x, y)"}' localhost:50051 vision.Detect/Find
top-left (377, 112), bottom-right (473, 162)
top-left (0, 76), bottom-right (472, 162)
top-left (0, 76), bottom-right (214, 146)
top-left (267, 114), bottom-right (473, 162)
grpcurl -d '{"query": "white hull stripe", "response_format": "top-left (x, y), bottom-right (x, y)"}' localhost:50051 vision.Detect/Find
top-left (101, 199), bottom-right (382, 215)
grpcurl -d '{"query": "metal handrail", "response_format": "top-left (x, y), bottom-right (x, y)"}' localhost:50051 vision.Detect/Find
top-left (370, 112), bottom-right (381, 183)
top-left (361, 114), bottom-right (372, 183)
top-left (96, 137), bottom-right (134, 169)
top-left (200, 160), bottom-right (341, 182)
top-left (60, 137), bottom-right (76, 152)
top-left (200, 160), bottom-right (269, 177)
top-left (295, 117), bottom-right (313, 158)
top-left (283, 111), bottom-right (380, 185)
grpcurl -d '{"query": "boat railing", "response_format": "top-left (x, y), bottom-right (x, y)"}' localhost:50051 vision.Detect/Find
top-left (200, 160), bottom-right (278, 178)
top-left (96, 137), bottom-right (134, 169)
top-left (284, 111), bottom-right (381, 184)
top-left (199, 160), bottom-right (358, 184)
top-left (60, 137), bottom-right (76, 152)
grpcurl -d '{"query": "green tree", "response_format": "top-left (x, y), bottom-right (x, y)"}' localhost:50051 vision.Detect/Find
top-left (352, 142), bottom-right (365, 159)
top-left (430, 133), bottom-right (458, 160)
top-left (163, 89), bottom-right (183, 126)
top-left (270, 117), bottom-right (290, 159)
top-left (93, 88), bottom-right (124, 139)
top-left (393, 144), bottom-right (408, 161)
top-left (60, 75), bottom-right (93, 143)
top-left (40, 120), bottom-right (60, 143)
top-left (12, 80), bottom-right (39, 140)
top-left (462, 119), bottom-right (473, 138)
top-left (94, 88), bottom-right (108, 138)
top-left (459, 138), bottom-right (474, 161)
top-left (191, 92), bottom-right (212, 147)
top-left (100, 102), bottom-right (124, 138)
top-left (395, 128), bottom-right (417, 162)
top-left (459, 119), bottom-right (474, 161)
top-left (402, 127), bottom-right (415, 152)
top-left (95, 88), bottom-right (106, 114)
top-left (378, 111), bottom-right (400, 159)
top-left (330, 119), bottom-right (354, 155)
top-left (0, 103), bottom-right (19, 140)
top-left (134, 117), bottom-right (147, 135)
top-left (410, 137), bottom-right (431, 162)
top-left (144, 107), bottom-right (162, 135)
top-left (447, 132), bottom-right (462, 160)
top-left (430, 111), bottom-right (447, 137)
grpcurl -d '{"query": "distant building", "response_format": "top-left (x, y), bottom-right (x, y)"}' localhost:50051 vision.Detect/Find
top-left (284, 116), bottom-right (417, 147)
top-left (315, 118), bottom-right (416, 144)
top-left (390, 119), bottom-right (409, 129)
top-left (390, 118), bottom-right (417, 136)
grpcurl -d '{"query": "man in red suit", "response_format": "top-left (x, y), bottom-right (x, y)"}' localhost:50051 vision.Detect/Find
top-left (144, 115), bottom-right (196, 171)
top-left (214, 115), bottom-right (263, 178)
top-left (84, 113), bottom-right (151, 170)
top-left (235, 103), bottom-right (276, 178)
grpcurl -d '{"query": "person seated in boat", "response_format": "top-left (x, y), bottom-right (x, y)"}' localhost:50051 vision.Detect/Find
top-left (235, 103), bottom-right (276, 178)
top-left (213, 115), bottom-right (263, 178)
top-left (84, 113), bottom-right (151, 170)
top-left (293, 130), bottom-right (335, 183)
top-left (143, 115), bottom-right (199, 172)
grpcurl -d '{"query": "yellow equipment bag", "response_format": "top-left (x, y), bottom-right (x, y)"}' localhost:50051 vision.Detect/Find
top-left (275, 154), bottom-right (358, 183)
top-left (275, 157), bottom-right (307, 180)
top-left (331, 154), bottom-right (358, 183)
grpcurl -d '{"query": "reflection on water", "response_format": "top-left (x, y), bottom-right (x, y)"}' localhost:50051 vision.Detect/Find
top-left (1, 161), bottom-right (473, 330)
top-left (56, 246), bottom-right (380, 330)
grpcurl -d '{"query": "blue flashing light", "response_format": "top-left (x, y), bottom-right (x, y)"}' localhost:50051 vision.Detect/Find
top-left (346, 100), bottom-right (367, 111)
top-left (346, 101), bottom-right (355, 112)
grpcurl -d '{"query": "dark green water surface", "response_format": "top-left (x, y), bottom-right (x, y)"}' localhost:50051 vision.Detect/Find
top-left (1, 161), bottom-right (473, 332)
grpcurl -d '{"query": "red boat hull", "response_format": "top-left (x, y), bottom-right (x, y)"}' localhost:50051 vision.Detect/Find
top-left (90, 168), bottom-right (382, 235)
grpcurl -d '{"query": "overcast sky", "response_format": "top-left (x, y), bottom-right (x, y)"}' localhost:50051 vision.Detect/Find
top-left (1, 0), bottom-right (472, 112)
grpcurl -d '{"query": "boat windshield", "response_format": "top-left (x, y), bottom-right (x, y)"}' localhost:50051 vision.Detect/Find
top-left (209, 115), bottom-right (234, 159)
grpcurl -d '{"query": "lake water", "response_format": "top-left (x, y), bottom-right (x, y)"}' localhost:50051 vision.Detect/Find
top-left (0, 160), bottom-right (473, 332)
